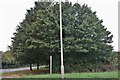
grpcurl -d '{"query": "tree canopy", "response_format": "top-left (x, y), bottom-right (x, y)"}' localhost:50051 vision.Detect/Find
top-left (11, 1), bottom-right (114, 72)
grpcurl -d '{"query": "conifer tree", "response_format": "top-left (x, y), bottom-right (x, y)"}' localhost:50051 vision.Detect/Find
top-left (11, 1), bottom-right (114, 72)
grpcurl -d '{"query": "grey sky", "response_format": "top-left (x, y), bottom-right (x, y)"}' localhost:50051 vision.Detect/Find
top-left (0, 0), bottom-right (119, 52)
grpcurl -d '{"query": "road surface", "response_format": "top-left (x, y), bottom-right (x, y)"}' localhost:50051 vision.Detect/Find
top-left (0, 66), bottom-right (41, 73)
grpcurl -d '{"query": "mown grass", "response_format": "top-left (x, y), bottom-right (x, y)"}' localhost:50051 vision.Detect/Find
top-left (2, 71), bottom-right (119, 80)
top-left (23, 71), bottom-right (119, 78)
top-left (2, 66), bottom-right (119, 78)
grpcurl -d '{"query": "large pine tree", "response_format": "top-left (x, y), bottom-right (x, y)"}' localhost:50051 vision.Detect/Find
top-left (11, 1), bottom-right (114, 72)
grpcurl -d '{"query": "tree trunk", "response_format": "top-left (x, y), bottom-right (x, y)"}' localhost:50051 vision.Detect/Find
top-left (37, 63), bottom-right (39, 70)
top-left (30, 64), bottom-right (32, 71)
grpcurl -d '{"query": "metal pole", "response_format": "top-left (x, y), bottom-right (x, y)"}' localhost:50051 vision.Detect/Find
top-left (50, 56), bottom-right (52, 74)
top-left (59, 0), bottom-right (64, 79)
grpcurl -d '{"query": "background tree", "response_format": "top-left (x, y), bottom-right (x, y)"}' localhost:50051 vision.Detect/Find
top-left (2, 50), bottom-right (16, 69)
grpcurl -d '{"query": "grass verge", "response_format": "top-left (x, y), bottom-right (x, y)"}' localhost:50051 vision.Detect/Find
top-left (23, 71), bottom-right (118, 78)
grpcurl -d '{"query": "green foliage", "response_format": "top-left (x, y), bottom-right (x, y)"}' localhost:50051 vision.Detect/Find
top-left (2, 50), bottom-right (17, 68)
top-left (2, 50), bottom-right (15, 63)
top-left (11, 1), bottom-right (114, 73)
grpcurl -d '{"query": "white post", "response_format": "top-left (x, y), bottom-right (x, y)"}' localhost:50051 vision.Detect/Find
top-left (59, 0), bottom-right (64, 79)
top-left (50, 55), bottom-right (52, 74)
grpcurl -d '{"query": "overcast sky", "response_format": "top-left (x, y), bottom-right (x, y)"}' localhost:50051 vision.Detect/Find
top-left (0, 0), bottom-right (119, 52)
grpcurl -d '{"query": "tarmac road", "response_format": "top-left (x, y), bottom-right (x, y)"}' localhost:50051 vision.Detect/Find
top-left (0, 66), bottom-right (42, 73)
